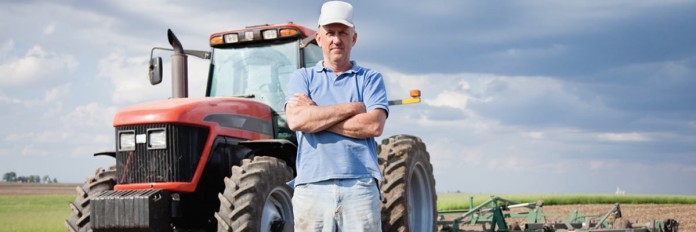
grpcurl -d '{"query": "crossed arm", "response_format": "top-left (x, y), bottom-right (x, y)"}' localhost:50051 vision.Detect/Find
top-left (285, 93), bottom-right (387, 139)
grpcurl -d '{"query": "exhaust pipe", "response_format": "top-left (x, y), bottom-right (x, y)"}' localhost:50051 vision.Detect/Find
top-left (167, 29), bottom-right (188, 98)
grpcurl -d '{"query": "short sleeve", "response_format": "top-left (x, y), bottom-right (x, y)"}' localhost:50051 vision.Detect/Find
top-left (362, 70), bottom-right (389, 117)
top-left (285, 68), bottom-right (310, 110)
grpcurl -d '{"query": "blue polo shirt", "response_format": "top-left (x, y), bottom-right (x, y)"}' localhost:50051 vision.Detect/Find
top-left (285, 61), bottom-right (389, 187)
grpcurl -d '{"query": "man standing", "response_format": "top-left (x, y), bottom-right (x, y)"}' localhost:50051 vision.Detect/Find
top-left (284, 1), bottom-right (388, 231)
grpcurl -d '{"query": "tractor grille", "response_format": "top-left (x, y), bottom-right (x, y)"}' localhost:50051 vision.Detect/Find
top-left (115, 123), bottom-right (209, 184)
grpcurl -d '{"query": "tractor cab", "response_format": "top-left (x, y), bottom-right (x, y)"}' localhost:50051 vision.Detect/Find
top-left (206, 23), bottom-right (320, 140)
top-left (207, 24), bottom-right (320, 110)
top-left (148, 23), bottom-right (319, 141)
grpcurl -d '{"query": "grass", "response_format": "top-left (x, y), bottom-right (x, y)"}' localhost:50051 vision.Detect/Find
top-left (437, 193), bottom-right (696, 211)
top-left (0, 195), bottom-right (73, 232)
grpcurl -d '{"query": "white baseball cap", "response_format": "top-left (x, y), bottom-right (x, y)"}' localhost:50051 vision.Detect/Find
top-left (318, 1), bottom-right (354, 28)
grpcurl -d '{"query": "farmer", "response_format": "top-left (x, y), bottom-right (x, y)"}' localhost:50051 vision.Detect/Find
top-left (284, 1), bottom-right (389, 231)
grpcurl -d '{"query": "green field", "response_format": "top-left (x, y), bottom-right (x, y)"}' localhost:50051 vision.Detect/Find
top-left (437, 193), bottom-right (696, 211)
top-left (0, 195), bottom-right (73, 232)
top-left (1, 193), bottom-right (695, 231)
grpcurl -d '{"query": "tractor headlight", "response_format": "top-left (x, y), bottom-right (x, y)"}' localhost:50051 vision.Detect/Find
top-left (244, 31), bottom-right (254, 41)
top-left (224, 33), bottom-right (239, 43)
top-left (262, 29), bottom-right (278, 40)
top-left (147, 128), bottom-right (167, 149)
top-left (118, 131), bottom-right (136, 151)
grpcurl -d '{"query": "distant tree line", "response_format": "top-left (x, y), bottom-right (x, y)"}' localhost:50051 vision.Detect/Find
top-left (2, 171), bottom-right (58, 184)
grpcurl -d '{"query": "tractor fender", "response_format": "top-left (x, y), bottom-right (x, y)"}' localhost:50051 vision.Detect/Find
top-left (238, 139), bottom-right (297, 173)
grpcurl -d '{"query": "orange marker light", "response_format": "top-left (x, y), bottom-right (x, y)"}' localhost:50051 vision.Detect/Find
top-left (410, 89), bottom-right (421, 98)
top-left (279, 29), bottom-right (298, 37)
top-left (210, 36), bottom-right (223, 45)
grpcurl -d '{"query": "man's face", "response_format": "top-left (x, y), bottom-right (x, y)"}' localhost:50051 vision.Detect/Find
top-left (316, 23), bottom-right (357, 65)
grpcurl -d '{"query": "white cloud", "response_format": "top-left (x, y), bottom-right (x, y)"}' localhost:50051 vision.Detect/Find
top-left (97, 51), bottom-right (210, 104)
top-left (43, 23), bottom-right (56, 36)
top-left (589, 159), bottom-right (619, 170)
top-left (4, 129), bottom-right (112, 158)
top-left (0, 45), bottom-right (78, 86)
top-left (488, 44), bottom-right (569, 60)
top-left (597, 132), bottom-right (651, 142)
top-left (61, 102), bottom-right (118, 129)
top-left (378, 65), bottom-right (613, 130)
top-left (524, 131), bottom-right (544, 139)
top-left (44, 83), bottom-right (72, 103)
top-left (487, 156), bottom-right (526, 172)
top-left (21, 144), bottom-right (51, 157)
top-left (0, 92), bottom-right (22, 104)
top-left (427, 90), bottom-right (470, 110)
top-left (5, 131), bottom-right (75, 143)
top-left (427, 137), bottom-right (482, 170)
top-left (98, 52), bottom-right (164, 103)
top-left (70, 134), bottom-right (113, 157)
top-left (0, 40), bottom-right (13, 53)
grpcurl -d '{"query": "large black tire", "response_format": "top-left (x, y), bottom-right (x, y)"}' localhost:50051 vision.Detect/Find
top-left (65, 166), bottom-right (117, 232)
top-left (379, 135), bottom-right (437, 232)
top-left (215, 156), bottom-right (295, 232)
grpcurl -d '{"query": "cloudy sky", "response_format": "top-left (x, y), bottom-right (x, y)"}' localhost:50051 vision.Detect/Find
top-left (2, 1), bottom-right (695, 195)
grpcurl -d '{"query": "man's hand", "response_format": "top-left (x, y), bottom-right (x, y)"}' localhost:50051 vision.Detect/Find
top-left (287, 93), bottom-right (316, 107)
top-left (327, 108), bottom-right (387, 139)
top-left (285, 93), bottom-right (366, 133)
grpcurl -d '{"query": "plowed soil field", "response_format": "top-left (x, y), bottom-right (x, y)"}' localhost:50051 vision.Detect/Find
top-left (0, 183), bottom-right (78, 195)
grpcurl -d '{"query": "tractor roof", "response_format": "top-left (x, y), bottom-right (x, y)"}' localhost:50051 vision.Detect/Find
top-left (209, 22), bottom-right (316, 47)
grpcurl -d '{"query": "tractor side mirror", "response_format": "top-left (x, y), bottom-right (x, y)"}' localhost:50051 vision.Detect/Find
top-left (149, 57), bottom-right (163, 85)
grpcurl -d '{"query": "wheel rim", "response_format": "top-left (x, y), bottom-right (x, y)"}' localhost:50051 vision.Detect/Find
top-left (260, 186), bottom-right (294, 231)
top-left (407, 161), bottom-right (434, 230)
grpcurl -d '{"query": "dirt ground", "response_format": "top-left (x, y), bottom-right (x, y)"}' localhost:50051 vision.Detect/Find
top-left (444, 203), bottom-right (694, 231)
top-left (2, 183), bottom-right (692, 231)
top-left (0, 183), bottom-right (79, 195)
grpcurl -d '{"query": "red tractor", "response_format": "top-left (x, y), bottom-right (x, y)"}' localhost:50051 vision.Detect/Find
top-left (66, 23), bottom-right (436, 232)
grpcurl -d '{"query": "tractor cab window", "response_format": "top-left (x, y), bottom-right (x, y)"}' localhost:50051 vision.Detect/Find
top-left (303, 43), bottom-right (322, 68)
top-left (208, 41), bottom-right (298, 112)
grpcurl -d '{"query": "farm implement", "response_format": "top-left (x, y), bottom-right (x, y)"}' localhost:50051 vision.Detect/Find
top-left (437, 196), bottom-right (679, 232)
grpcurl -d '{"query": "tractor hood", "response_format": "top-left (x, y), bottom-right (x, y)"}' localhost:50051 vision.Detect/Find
top-left (113, 97), bottom-right (273, 130)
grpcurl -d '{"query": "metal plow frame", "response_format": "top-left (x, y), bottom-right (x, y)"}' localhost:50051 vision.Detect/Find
top-left (436, 196), bottom-right (679, 232)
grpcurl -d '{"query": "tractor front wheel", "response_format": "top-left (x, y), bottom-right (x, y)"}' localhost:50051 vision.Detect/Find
top-left (65, 166), bottom-right (117, 232)
top-left (379, 135), bottom-right (437, 232)
top-left (215, 156), bottom-right (294, 232)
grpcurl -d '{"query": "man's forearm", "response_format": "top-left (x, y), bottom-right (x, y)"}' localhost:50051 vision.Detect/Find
top-left (286, 102), bottom-right (365, 133)
top-left (326, 109), bottom-right (387, 139)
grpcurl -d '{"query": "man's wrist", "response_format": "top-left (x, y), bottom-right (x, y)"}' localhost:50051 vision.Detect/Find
top-left (349, 102), bottom-right (366, 115)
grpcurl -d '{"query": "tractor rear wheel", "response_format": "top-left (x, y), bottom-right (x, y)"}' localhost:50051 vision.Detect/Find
top-left (379, 135), bottom-right (437, 232)
top-left (65, 166), bottom-right (117, 232)
top-left (215, 156), bottom-right (294, 232)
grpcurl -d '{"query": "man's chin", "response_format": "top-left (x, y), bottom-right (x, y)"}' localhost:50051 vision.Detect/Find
top-left (328, 55), bottom-right (345, 60)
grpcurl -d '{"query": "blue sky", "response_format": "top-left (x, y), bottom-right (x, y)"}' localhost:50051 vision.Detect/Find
top-left (1, 1), bottom-right (695, 195)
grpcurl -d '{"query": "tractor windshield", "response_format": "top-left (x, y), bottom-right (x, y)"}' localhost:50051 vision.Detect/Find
top-left (208, 41), bottom-right (299, 112)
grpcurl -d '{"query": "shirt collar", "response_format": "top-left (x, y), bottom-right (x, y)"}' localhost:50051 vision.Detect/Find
top-left (314, 60), bottom-right (360, 74)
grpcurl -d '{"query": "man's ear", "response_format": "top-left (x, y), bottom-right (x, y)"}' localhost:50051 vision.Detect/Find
top-left (352, 31), bottom-right (358, 46)
top-left (315, 32), bottom-right (322, 47)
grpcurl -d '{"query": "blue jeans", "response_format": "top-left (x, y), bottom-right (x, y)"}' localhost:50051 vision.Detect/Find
top-left (292, 178), bottom-right (382, 232)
